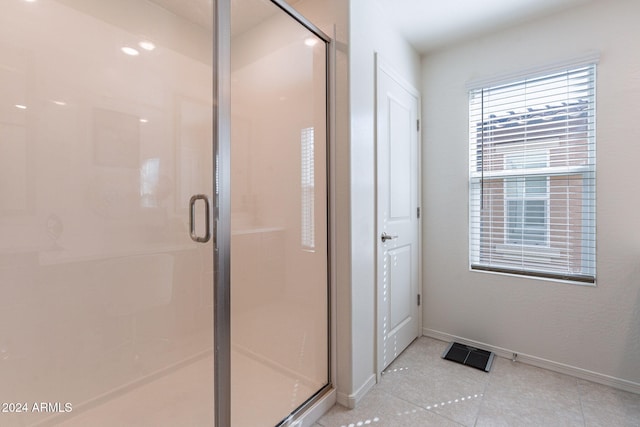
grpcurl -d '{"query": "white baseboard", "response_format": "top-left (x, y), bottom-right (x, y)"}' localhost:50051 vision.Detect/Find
top-left (336, 374), bottom-right (377, 409)
top-left (423, 328), bottom-right (640, 395)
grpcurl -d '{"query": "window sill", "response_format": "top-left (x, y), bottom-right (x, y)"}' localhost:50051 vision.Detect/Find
top-left (470, 264), bottom-right (596, 286)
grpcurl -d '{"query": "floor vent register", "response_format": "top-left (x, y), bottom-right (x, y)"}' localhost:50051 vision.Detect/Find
top-left (442, 342), bottom-right (495, 372)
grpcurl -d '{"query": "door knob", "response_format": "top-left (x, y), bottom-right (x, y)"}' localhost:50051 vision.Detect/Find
top-left (381, 232), bottom-right (398, 242)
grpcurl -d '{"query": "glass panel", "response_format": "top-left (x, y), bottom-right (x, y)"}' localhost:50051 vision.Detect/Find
top-left (507, 200), bottom-right (547, 245)
top-left (525, 176), bottom-right (547, 195)
top-left (230, 1), bottom-right (329, 425)
top-left (0, 1), bottom-right (215, 425)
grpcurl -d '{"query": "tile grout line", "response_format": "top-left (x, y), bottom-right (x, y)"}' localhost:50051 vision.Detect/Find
top-left (472, 356), bottom-right (502, 427)
top-left (381, 342), bottom-right (487, 426)
top-left (376, 381), bottom-right (478, 426)
top-left (576, 378), bottom-right (588, 427)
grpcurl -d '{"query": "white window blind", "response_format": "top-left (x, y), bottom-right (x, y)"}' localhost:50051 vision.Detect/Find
top-left (469, 64), bottom-right (596, 283)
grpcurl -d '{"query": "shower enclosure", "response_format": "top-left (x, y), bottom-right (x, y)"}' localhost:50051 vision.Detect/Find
top-left (230, 1), bottom-right (330, 425)
top-left (0, 0), bottom-right (330, 426)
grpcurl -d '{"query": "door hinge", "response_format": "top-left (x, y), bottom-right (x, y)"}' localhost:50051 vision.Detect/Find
top-left (417, 207), bottom-right (420, 218)
top-left (417, 119), bottom-right (420, 132)
top-left (417, 294), bottom-right (421, 306)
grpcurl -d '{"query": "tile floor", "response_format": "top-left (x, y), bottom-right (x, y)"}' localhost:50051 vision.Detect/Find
top-left (315, 337), bottom-right (640, 427)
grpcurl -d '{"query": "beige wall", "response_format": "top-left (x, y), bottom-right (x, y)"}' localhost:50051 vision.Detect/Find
top-left (421, 0), bottom-right (640, 391)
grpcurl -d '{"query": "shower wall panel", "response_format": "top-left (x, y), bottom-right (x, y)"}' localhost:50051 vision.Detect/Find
top-left (0, 1), bottom-right (216, 425)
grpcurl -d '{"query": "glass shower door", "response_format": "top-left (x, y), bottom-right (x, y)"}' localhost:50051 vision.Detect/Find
top-left (230, 1), bottom-right (330, 425)
top-left (0, 1), bottom-right (216, 426)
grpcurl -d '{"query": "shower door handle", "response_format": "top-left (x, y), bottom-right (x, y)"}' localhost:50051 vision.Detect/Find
top-left (189, 194), bottom-right (211, 243)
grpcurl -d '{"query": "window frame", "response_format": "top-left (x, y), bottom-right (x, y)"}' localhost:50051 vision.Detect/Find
top-left (468, 61), bottom-right (597, 284)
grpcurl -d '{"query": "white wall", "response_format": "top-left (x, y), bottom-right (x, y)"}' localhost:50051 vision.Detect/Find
top-left (345, 0), bottom-right (421, 407)
top-left (422, 0), bottom-right (640, 391)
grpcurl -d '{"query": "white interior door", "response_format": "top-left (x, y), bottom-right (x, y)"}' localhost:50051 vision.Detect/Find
top-left (376, 54), bottom-right (421, 373)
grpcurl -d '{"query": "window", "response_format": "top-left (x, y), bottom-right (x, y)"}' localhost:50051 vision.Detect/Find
top-left (504, 152), bottom-right (549, 246)
top-left (140, 157), bottom-right (160, 208)
top-left (469, 64), bottom-right (596, 283)
top-left (301, 127), bottom-right (315, 250)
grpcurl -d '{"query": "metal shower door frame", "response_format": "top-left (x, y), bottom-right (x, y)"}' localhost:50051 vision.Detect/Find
top-left (214, 1), bottom-right (334, 426)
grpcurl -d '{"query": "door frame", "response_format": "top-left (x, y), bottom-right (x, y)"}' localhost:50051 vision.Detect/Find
top-left (214, 0), bottom-right (231, 426)
top-left (374, 53), bottom-right (423, 379)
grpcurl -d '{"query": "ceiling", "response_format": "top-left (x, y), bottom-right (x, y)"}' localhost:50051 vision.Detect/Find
top-left (145, 0), bottom-right (593, 53)
top-left (375, 0), bottom-right (592, 53)
top-left (148, 0), bottom-right (302, 36)
top-left (149, 0), bottom-right (213, 30)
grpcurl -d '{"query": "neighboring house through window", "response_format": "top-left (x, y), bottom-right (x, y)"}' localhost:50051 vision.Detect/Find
top-left (504, 151), bottom-right (549, 246)
top-left (469, 62), bottom-right (596, 283)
